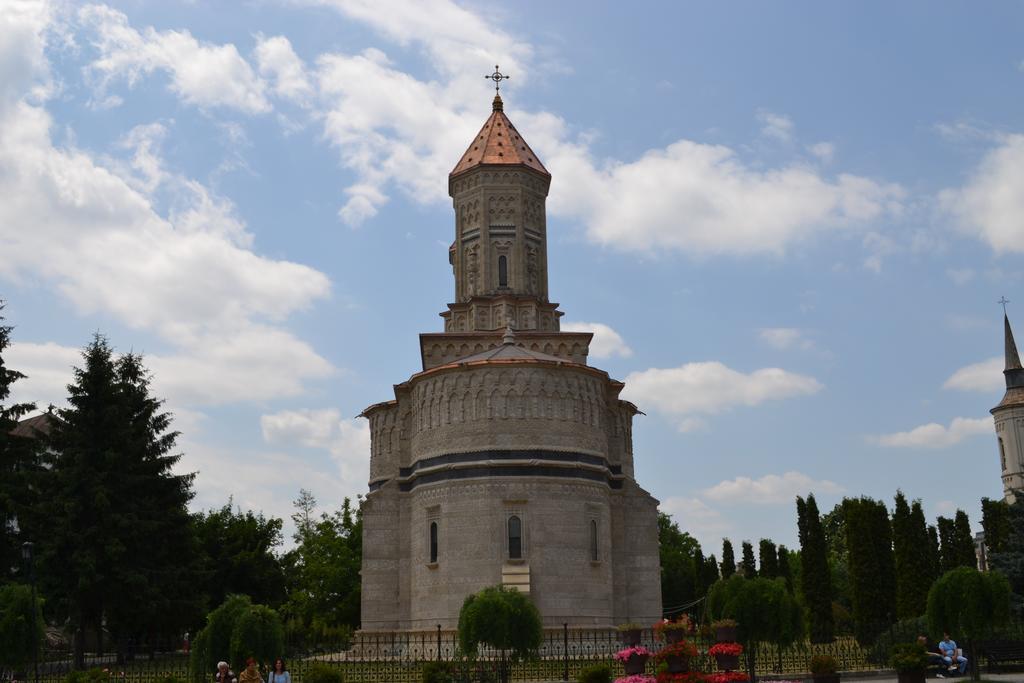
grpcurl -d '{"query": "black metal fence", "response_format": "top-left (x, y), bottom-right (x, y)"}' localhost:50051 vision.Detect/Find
top-left (24, 622), bottom-right (1024, 683)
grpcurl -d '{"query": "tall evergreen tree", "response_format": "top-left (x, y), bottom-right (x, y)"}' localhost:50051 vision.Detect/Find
top-left (0, 303), bottom-right (37, 584)
top-left (797, 494), bottom-right (834, 643)
top-left (927, 524), bottom-right (941, 581)
top-left (758, 538), bottom-right (779, 578)
top-left (912, 500), bottom-right (939, 588)
top-left (952, 509), bottom-right (977, 568)
top-left (721, 539), bottom-right (736, 578)
top-left (39, 336), bottom-right (200, 664)
top-left (843, 496), bottom-right (896, 645)
top-left (702, 553), bottom-right (721, 593)
top-left (656, 513), bottom-right (700, 610)
top-left (777, 544), bottom-right (794, 592)
top-left (983, 497), bottom-right (1012, 555)
top-left (740, 541), bottom-right (757, 578)
top-left (937, 516), bottom-right (955, 572)
top-left (988, 497), bottom-right (1024, 613)
top-left (892, 492), bottom-right (931, 618)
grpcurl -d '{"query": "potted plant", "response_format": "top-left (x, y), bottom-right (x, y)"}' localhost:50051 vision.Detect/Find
top-left (810, 655), bottom-right (839, 683)
top-left (890, 643), bottom-right (927, 683)
top-left (653, 641), bottom-right (698, 674)
top-left (711, 619), bottom-right (737, 644)
top-left (618, 623), bottom-right (645, 646)
top-left (708, 642), bottom-right (743, 671)
top-left (654, 616), bottom-right (692, 644)
top-left (615, 645), bottom-right (653, 675)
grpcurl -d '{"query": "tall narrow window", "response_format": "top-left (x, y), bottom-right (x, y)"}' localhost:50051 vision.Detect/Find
top-left (508, 515), bottom-right (522, 559)
top-left (590, 520), bottom-right (599, 562)
top-left (429, 521), bottom-right (438, 563)
top-left (1000, 438), bottom-right (1008, 472)
top-left (498, 255), bottom-right (508, 287)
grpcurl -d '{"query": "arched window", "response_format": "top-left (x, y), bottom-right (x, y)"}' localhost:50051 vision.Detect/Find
top-left (498, 255), bottom-right (508, 287)
top-left (507, 515), bottom-right (522, 559)
top-left (590, 520), bottom-right (599, 562)
top-left (429, 521), bottom-right (438, 563)
top-left (1000, 438), bottom-right (1008, 472)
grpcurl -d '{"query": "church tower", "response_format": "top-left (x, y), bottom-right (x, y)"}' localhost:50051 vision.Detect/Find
top-left (358, 84), bottom-right (662, 632)
top-left (992, 314), bottom-right (1024, 502)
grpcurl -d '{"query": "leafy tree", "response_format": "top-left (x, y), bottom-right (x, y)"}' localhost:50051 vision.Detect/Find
top-left (721, 539), bottom-right (736, 579)
top-left (229, 604), bottom-right (285, 670)
top-left (458, 586), bottom-right (541, 683)
top-left (927, 567), bottom-right (1011, 680)
top-left (892, 492), bottom-right (932, 619)
top-left (194, 501), bottom-right (287, 610)
top-left (926, 524), bottom-right (941, 581)
top-left (843, 496), bottom-right (895, 645)
top-left (658, 513), bottom-right (700, 610)
top-left (982, 497), bottom-right (1012, 555)
top-left (707, 575), bottom-right (803, 680)
top-left (797, 494), bottom-right (834, 643)
top-left (282, 494), bottom-right (362, 642)
top-left (740, 541), bottom-right (757, 578)
top-left (912, 501), bottom-right (939, 589)
top-left (701, 553), bottom-right (721, 596)
top-left (952, 510), bottom-right (977, 568)
top-left (0, 303), bottom-right (38, 585)
top-left (937, 516), bottom-right (956, 572)
top-left (988, 496), bottom-right (1024, 614)
top-left (0, 583), bottom-right (43, 672)
top-left (758, 539), bottom-right (778, 578)
top-left (777, 545), bottom-right (794, 592)
top-left (190, 595), bottom-right (252, 683)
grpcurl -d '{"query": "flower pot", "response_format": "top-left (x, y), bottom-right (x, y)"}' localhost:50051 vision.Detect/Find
top-left (621, 628), bottom-right (643, 646)
top-left (896, 673), bottom-right (924, 683)
top-left (623, 653), bottom-right (650, 675)
top-left (715, 654), bottom-right (740, 671)
top-left (715, 626), bottom-right (738, 643)
top-left (665, 654), bottom-right (690, 674)
top-left (813, 675), bottom-right (840, 683)
top-left (665, 629), bottom-right (686, 644)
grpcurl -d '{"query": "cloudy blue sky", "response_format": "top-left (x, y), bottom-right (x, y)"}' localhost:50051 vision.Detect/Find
top-left (2, 0), bottom-right (1022, 554)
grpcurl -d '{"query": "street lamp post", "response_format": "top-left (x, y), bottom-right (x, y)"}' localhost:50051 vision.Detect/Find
top-left (21, 541), bottom-right (39, 683)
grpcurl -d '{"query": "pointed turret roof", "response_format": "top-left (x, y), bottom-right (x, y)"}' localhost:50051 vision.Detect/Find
top-left (449, 94), bottom-right (549, 179)
top-left (994, 313), bottom-right (1024, 411)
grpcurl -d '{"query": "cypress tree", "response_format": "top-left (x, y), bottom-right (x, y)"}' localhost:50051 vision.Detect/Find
top-left (702, 553), bottom-right (721, 592)
top-left (927, 524), bottom-right (941, 580)
top-left (892, 492), bottom-right (931, 618)
top-left (740, 541), bottom-right (757, 577)
top-left (983, 497), bottom-right (1012, 554)
top-left (843, 496), bottom-right (896, 645)
top-left (0, 303), bottom-right (38, 584)
top-left (911, 500), bottom-right (939, 588)
top-left (721, 539), bottom-right (736, 578)
top-left (777, 544), bottom-right (794, 592)
top-left (797, 494), bottom-right (834, 643)
top-left (988, 497), bottom-right (1024, 611)
top-left (952, 509), bottom-right (977, 568)
top-left (759, 538), bottom-right (779, 578)
top-left (937, 516), bottom-right (956, 572)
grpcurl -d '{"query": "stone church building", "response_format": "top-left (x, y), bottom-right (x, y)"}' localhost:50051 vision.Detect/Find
top-left (993, 313), bottom-right (1024, 502)
top-left (358, 92), bottom-right (662, 631)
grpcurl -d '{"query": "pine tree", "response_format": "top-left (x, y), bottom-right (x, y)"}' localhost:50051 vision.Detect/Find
top-left (758, 538), bottom-right (779, 578)
top-left (983, 497), bottom-right (1012, 554)
top-left (892, 491), bottom-right (931, 618)
top-left (721, 539), bottom-right (736, 578)
top-left (740, 541), bottom-right (757, 577)
top-left (952, 509), bottom-right (977, 568)
top-left (777, 544), bottom-right (794, 592)
top-left (0, 303), bottom-right (37, 584)
top-left (797, 494), bottom-right (834, 643)
top-left (843, 496), bottom-right (895, 645)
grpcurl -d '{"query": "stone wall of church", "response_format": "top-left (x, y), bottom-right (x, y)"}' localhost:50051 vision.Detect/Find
top-left (993, 407), bottom-right (1024, 501)
top-left (420, 331), bottom-right (591, 369)
top-left (610, 481), bottom-right (663, 624)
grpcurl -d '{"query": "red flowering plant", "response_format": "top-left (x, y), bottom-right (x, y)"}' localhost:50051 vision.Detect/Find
top-left (655, 672), bottom-right (707, 683)
top-left (614, 646), bottom-right (653, 662)
top-left (653, 640), bottom-right (699, 662)
top-left (615, 676), bottom-right (657, 683)
top-left (653, 615), bottom-right (693, 640)
top-left (706, 673), bottom-right (749, 683)
top-left (708, 643), bottom-right (743, 657)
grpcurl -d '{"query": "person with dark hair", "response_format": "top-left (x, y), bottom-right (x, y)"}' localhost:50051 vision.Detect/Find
top-left (939, 633), bottom-right (968, 676)
top-left (917, 635), bottom-right (947, 678)
top-left (268, 659), bottom-right (289, 683)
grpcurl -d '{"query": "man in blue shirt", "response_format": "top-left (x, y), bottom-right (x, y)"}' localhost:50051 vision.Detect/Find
top-left (939, 633), bottom-right (968, 675)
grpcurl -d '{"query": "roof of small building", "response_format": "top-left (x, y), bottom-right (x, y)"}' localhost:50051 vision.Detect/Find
top-left (449, 95), bottom-right (549, 179)
top-left (10, 412), bottom-right (55, 438)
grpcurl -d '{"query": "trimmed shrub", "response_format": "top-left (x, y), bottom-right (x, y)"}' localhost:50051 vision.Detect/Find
top-left (303, 663), bottom-right (344, 683)
top-left (421, 661), bottom-right (453, 683)
top-left (865, 616), bottom-right (927, 667)
top-left (229, 604), bottom-right (285, 668)
top-left (577, 663), bottom-right (612, 683)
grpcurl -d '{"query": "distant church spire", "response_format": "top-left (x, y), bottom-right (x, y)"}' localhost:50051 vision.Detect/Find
top-left (1006, 313), bottom-right (1023, 375)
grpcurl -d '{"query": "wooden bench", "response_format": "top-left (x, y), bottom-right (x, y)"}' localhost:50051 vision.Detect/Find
top-left (979, 639), bottom-right (1024, 673)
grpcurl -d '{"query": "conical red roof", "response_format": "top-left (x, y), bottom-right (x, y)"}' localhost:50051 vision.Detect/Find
top-left (450, 95), bottom-right (549, 178)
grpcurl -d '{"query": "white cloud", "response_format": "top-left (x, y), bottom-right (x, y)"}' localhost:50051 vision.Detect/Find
top-left (807, 142), bottom-right (834, 163)
top-left (702, 471), bottom-right (843, 504)
top-left (79, 4), bottom-right (270, 114)
top-left (659, 496), bottom-right (732, 546)
top-left (254, 34), bottom-right (313, 104)
top-left (261, 408), bottom-right (370, 497)
top-left (622, 361), bottom-right (822, 430)
top-left (758, 327), bottom-right (814, 351)
top-left (757, 110), bottom-right (794, 143)
top-left (940, 134), bottom-right (1024, 253)
top-left (561, 321), bottom-right (633, 359)
top-left (872, 416), bottom-right (992, 448)
top-left (5, 341), bottom-right (82, 409)
top-left (943, 357), bottom-right (1003, 392)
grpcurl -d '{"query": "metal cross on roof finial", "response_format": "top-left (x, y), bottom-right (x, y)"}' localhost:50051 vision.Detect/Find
top-left (486, 65), bottom-right (509, 93)
top-left (1000, 296), bottom-right (1011, 315)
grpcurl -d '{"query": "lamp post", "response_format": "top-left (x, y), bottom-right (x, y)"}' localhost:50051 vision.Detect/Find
top-left (21, 541), bottom-right (39, 683)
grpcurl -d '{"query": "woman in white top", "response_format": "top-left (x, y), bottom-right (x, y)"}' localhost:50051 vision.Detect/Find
top-left (267, 659), bottom-right (290, 683)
